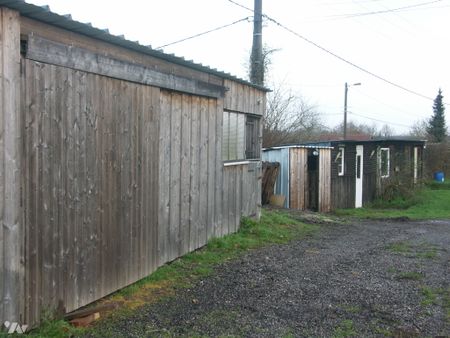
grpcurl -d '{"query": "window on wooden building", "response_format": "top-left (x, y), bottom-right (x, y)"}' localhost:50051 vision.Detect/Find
top-left (336, 147), bottom-right (345, 176)
top-left (245, 116), bottom-right (260, 159)
top-left (222, 111), bottom-right (260, 161)
top-left (379, 148), bottom-right (390, 178)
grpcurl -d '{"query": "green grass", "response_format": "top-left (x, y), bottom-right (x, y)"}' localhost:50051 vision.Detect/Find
top-left (117, 210), bottom-right (318, 298)
top-left (16, 319), bottom-right (83, 338)
top-left (426, 180), bottom-right (450, 190)
top-left (420, 286), bottom-right (450, 322)
top-left (421, 286), bottom-right (439, 306)
top-left (335, 186), bottom-right (450, 220)
top-left (386, 241), bottom-right (440, 260)
top-left (332, 320), bottom-right (357, 338)
top-left (395, 271), bottom-right (423, 281)
top-left (28, 210), bottom-right (317, 337)
top-left (387, 241), bottom-right (412, 254)
top-left (341, 304), bottom-right (362, 314)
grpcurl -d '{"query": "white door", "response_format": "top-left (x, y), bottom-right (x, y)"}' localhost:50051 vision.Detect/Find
top-left (413, 147), bottom-right (419, 184)
top-left (355, 145), bottom-right (363, 208)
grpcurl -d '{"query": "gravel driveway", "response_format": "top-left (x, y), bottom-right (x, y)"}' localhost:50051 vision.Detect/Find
top-left (91, 218), bottom-right (450, 337)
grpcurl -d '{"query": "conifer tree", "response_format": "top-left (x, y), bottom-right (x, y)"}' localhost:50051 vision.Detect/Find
top-left (426, 89), bottom-right (447, 142)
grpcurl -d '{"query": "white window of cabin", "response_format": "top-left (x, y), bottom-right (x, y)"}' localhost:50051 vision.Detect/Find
top-left (379, 148), bottom-right (390, 178)
top-left (336, 147), bottom-right (345, 176)
top-left (222, 111), bottom-right (260, 161)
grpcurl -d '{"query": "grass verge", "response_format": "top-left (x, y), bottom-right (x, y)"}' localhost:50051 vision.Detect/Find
top-left (335, 185), bottom-right (450, 220)
top-left (25, 209), bottom-right (317, 337)
top-left (332, 320), bottom-right (357, 338)
top-left (420, 286), bottom-right (450, 321)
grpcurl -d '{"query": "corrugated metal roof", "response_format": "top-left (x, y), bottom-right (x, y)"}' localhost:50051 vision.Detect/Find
top-left (263, 144), bottom-right (333, 151)
top-left (0, 0), bottom-right (269, 92)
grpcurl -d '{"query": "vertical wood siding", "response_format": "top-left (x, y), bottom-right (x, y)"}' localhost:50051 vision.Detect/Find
top-left (318, 149), bottom-right (331, 212)
top-left (158, 91), bottom-right (225, 265)
top-left (224, 79), bottom-right (265, 115)
top-left (223, 164), bottom-right (261, 232)
top-left (0, 8), bottom-right (23, 323)
top-left (22, 60), bottom-right (160, 324)
top-left (0, 12), bottom-right (265, 326)
top-left (289, 148), bottom-right (308, 210)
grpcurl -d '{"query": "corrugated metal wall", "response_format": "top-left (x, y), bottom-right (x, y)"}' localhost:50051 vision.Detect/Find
top-left (262, 148), bottom-right (290, 207)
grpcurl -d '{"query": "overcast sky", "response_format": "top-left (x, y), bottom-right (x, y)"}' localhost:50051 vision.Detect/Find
top-left (28, 0), bottom-right (450, 134)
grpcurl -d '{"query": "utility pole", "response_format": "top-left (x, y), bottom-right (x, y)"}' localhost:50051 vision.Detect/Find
top-left (343, 82), bottom-right (348, 140)
top-left (343, 82), bottom-right (361, 140)
top-left (250, 0), bottom-right (263, 86)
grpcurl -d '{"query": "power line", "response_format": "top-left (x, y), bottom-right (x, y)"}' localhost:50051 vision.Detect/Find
top-left (227, 0), bottom-right (448, 106)
top-left (264, 16), bottom-right (441, 103)
top-left (352, 87), bottom-right (425, 119)
top-left (330, 0), bottom-right (444, 19)
top-left (227, 0), bottom-right (253, 12)
top-left (348, 111), bottom-right (412, 128)
top-left (156, 17), bottom-right (251, 49)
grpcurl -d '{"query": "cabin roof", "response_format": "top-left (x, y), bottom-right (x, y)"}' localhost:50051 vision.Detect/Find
top-left (0, 0), bottom-right (269, 92)
top-left (297, 137), bottom-right (426, 147)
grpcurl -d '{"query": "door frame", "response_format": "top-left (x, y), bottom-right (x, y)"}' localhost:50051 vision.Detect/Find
top-left (355, 145), bottom-right (364, 208)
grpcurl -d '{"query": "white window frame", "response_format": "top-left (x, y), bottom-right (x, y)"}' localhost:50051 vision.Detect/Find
top-left (379, 147), bottom-right (390, 178)
top-left (336, 147), bottom-right (345, 176)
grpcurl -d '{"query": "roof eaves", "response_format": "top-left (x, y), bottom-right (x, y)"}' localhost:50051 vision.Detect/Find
top-left (0, 0), bottom-right (270, 92)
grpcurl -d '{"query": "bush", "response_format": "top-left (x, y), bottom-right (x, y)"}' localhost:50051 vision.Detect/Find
top-left (373, 177), bottom-right (422, 209)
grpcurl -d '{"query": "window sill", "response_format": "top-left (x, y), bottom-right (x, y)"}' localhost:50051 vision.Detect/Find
top-left (223, 159), bottom-right (260, 167)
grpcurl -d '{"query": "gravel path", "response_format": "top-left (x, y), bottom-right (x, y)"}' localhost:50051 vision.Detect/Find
top-left (91, 219), bottom-right (450, 337)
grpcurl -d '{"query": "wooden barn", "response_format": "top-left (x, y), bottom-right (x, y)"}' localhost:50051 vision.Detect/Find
top-left (0, 2), bottom-right (267, 327)
top-left (262, 145), bottom-right (333, 212)
top-left (303, 138), bottom-right (425, 209)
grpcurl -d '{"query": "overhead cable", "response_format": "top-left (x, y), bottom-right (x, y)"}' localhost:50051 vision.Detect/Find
top-left (227, 0), bottom-right (448, 106)
top-left (156, 16), bottom-right (251, 49)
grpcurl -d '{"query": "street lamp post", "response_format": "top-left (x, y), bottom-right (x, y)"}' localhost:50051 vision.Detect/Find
top-left (343, 82), bottom-right (361, 140)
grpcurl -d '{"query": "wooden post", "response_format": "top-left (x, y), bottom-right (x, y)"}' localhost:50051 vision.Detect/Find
top-left (0, 7), bottom-right (23, 324)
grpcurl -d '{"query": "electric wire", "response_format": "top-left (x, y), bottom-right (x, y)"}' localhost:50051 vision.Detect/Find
top-left (348, 111), bottom-right (413, 128)
top-left (329, 0), bottom-right (444, 18)
top-left (156, 16), bottom-right (251, 49)
top-left (226, 0), bottom-right (447, 106)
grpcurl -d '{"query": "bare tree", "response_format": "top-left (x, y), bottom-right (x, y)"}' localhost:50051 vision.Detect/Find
top-left (263, 83), bottom-right (324, 147)
top-left (409, 118), bottom-right (429, 139)
top-left (377, 124), bottom-right (395, 138)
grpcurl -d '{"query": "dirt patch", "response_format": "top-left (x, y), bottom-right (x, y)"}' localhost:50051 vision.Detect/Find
top-left (85, 219), bottom-right (450, 337)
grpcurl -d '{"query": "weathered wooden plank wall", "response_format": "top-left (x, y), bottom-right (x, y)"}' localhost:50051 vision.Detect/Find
top-left (224, 79), bottom-right (265, 115)
top-left (158, 91), bottom-right (224, 265)
top-left (0, 8), bottom-right (23, 324)
top-left (330, 145), bottom-right (356, 209)
top-left (223, 163), bottom-right (261, 231)
top-left (22, 60), bottom-right (160, 324)
top-left (318, 149), bottom-right (331, 212)
top-left (289, 148), bottom-right (307, 210)
top-left (0, 9), bottom-right (265, 326)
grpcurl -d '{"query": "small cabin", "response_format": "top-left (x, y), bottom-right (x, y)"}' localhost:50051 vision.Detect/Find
top-left (304, 138), bottom-right (425, 209)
